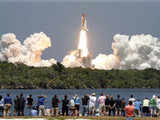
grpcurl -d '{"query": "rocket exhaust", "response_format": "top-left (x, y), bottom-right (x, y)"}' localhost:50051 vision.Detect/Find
top-left (78, 13), bottom-right (89, 58)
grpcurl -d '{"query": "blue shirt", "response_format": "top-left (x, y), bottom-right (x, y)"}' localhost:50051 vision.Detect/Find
top-left (74, 97), bottom-right (80, 105)
top-left (135, 101), bottom-right (141, 110)
top-left (38, 97), bottom-right (45, 105)
top-left (4, 96), bottom-right (12, 104)
top-left (0, 99), bottom-right (4, 106)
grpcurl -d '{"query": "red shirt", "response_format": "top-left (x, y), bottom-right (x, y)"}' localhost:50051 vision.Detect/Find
top-left (125, 105), bottom-right (135, 117)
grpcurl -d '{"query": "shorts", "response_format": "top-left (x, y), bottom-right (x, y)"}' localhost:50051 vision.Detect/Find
top-left (151, 106), bottom-right (157, 111)
top-left (4, 104), bottom-right (11, 111)
top-left (99, 104), bottom-right (105, 112)
top-left (89, 105), bottom-right (95, 113)
top-left (75, 104), bottom-right (80, 111)
top-left (143, 106), bottom-right (149, 113)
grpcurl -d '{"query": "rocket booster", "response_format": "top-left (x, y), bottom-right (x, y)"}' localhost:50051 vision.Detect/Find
top-left (81, 13), bottom-right (88, 31)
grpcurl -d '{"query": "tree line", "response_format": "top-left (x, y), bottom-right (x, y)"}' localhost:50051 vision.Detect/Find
top-left (0, 61), bottom-right (160, 89)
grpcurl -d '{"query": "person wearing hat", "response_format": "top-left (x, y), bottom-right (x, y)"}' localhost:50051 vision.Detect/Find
top-left (89, 93), bottom-right (96, 116)
top-left (38, 95), bottom-right (46, 116)
top-left (150, 95), bottom-right (157, 117)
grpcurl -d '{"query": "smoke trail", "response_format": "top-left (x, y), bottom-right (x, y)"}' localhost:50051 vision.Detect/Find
top-left (92, 34), bottom-right (160, 70)
top-left (0, 32), bottom-right (57, 67)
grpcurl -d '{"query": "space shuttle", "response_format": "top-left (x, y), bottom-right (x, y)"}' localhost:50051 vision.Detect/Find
top-left (81, 13), bottom-right (88, 32)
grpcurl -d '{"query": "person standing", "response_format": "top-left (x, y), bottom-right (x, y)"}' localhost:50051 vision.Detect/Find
top-left (62, 95), bottom-right (69, 116)
top-left (14, 95), bottom-right (20, 116)
top-left (38, 95), bottom-right (46, 116)
top-left (150, 95), bottom-right (157, 117)
top-left (70, 97), bottom-right (75, 116)
top-left (89, 93), bottom-right (96, 116)
top-left (125, 101), bottom-right (135, 120)
top-left (121, 98), bottom-right (126, 117)
top-left (0, 95), bottom-right (4, 116)
top-left (81, 94), bottom-right (89, 116)
top-left (115, 94), bottom-right (122, 116)
top-left (27, 94), bottom-right (34, 116)
top-left (109, 96), bottom-right (116, 116)
top-left (52, 94), bottom-right (60, 116)
top-left (74, 94), bottom-right (80, 116)
top-left (156, 96), bottom-right (160, 117)
top-left (19, 93), bottom-right (25, 116)
top-left (142, 97), bottom-right (150, 116)
top-left (4, 93), bottom-right (12, 116)
top-left (134, 99), bottom-right (141, 117)
top-left (105, 95), bottom-right (110, 116)
top-left (98, 93), bottom-right (106, 116)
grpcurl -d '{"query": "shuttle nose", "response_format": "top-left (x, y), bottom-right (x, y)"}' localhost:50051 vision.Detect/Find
top-left (82, 13), bottom-right (86, 17)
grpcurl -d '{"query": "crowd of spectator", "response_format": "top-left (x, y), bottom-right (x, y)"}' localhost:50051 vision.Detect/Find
top-left (0, 93), bottom-right (159, 120)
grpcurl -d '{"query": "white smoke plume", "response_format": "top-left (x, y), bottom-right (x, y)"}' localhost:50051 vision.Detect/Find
top-left (92, 34), bottom-right (160, 70)
top-left (2, 32), bottom-right (159, 70)
top-left (62, 54), bottom-right (82, 68)
top-left (0, 32), bottom-right (57, 67)
top-left (62, 49), bottom-right (90, 68)
top-left (92, 54), bottom-right (120, 70)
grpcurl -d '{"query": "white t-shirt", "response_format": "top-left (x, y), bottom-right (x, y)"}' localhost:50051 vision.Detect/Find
top-left (89, 96), bottom-right (96, 107)
top-left (156, 98), bottom-right (160, 109)
top-left (143, 99), bottom-right (150, 107)
top-left (129, 98), bottom-right (135, 105)
top-left (70, 99), bottom-right (75, 107)
top-left (98, 95), bottom-right (106, 105)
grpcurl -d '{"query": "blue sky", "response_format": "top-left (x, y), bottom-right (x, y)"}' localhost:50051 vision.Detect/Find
top-left (0, 0), bottom-right (160, 61)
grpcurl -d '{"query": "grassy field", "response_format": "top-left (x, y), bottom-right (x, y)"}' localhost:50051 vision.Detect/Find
top-left (1, 116), bottom-right (160, 120)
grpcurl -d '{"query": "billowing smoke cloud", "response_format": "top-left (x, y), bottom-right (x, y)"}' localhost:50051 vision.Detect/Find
top-left (92, 34), bottom-right (160, 70)
top-left (62, 54), bottom-right (83, 68)
top-left (113, 34), bottom-right (160, 70)
top-left (62, 49), bottom-right (91, 68)
top-left (92, 54), bottom-right (120, 70)
top-left (1, 32), bottom-right (159, 70)
top-left (0, 32), bottom-right (57, 67)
